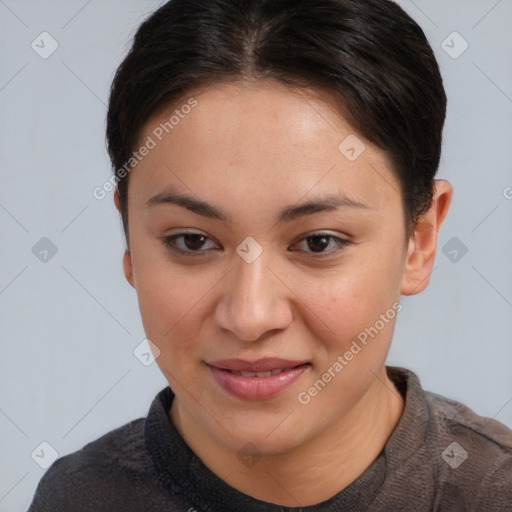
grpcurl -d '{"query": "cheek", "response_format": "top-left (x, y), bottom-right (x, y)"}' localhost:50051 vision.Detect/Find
top-left (294, 270), bottom-right (400, 415)
top-left (136, 276), bottom-right (205, 389)
top-left (133, 259), bottom-right (218, 359)
top-left (297, 259), bottom-right (398, 345)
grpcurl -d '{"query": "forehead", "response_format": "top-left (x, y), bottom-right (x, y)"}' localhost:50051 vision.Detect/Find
top-left (132, 80), bottom-right (401, 214)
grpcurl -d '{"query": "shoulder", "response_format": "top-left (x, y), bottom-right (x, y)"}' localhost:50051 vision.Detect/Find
top-left (425, 389), bottom-right (512, 449)
top-left (28, 417), bottom-right (164, 511)
top-left (425, 389), bottom-right (512, 509)
top-left (384, 367), bottom-right (512, 510)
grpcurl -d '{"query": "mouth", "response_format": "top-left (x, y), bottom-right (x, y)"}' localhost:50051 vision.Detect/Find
top-left (223, 368), bottom-right (292, 377)
top-left (206, 358), bottom-right (311, 400)
top-left (208, 357), bottom-right (310, 373)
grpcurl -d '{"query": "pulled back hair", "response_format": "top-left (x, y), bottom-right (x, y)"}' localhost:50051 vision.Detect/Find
top-left (106, 0), bottom-right (446, 241)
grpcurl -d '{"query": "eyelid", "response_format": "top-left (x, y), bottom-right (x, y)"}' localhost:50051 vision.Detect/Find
top-left (292, 230), bottom-right (349, 244)
top-left (166, 228), bottom-right (209, 237)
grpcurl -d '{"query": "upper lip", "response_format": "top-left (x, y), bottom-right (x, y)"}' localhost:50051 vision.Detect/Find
top-left (208, 358), bottom-right (309, 372)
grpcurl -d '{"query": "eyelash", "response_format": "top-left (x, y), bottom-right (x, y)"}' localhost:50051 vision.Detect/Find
top-left (161, 231), bottom-right (352, 258)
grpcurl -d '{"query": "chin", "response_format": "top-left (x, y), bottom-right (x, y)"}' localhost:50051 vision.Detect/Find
top-left (213, 414), bottom-right (308, 456)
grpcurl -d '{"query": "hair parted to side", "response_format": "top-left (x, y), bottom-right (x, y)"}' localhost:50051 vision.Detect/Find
top-left (106, 0), bottom-right (447, 242)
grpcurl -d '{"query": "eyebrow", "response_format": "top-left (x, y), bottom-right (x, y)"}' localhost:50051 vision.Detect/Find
top-left (146, 187), bottom-right (372, 223)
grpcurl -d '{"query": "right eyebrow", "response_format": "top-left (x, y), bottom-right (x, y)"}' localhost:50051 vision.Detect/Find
top-left (147, 190), bottom-right (229, 221)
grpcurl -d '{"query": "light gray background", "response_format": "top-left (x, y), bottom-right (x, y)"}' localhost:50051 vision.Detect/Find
top-left (1, 0), bottom-right (511, 510)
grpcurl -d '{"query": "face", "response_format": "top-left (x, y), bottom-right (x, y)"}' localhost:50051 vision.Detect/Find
top-left (122, 80), bottom-right (413, 455)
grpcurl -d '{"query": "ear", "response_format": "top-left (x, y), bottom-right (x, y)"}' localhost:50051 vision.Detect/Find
top-left (123, 249), bottom-right (135, 288)
top-left (114, 188), bottom-right (135, 288)
top-left (401, 179), bottom-right (453, 295)
top-left (114, 187), bottom-right (122, 213)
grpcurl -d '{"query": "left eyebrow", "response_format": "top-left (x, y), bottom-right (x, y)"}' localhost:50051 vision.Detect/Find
top-left (146, 187), bottom-right (372, 224)
top-left (279, 194), bottom-right (372, 222)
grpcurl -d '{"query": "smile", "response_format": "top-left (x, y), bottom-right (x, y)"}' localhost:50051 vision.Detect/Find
top-left (207, 358), bottom-right (311, 400)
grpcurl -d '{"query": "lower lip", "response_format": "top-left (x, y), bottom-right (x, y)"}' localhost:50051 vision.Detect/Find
top-left (208, 364), bottom-right (309, 401)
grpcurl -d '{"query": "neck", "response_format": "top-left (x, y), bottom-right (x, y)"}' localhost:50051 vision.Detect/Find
top-left (170, 366), bottom-right (405, 507)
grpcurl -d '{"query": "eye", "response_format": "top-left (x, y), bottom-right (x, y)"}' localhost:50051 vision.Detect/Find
top-left (162, 232), bottom-right (220, 255)
top-left (291, 232), bottom-right (351, 257)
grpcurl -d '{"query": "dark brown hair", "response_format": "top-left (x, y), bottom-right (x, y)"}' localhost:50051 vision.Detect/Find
top-left (106, 0), bottom-right (446, 241)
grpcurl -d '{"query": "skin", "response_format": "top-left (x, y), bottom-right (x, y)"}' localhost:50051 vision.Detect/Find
top-left (114, 79), bottom-right (452, 507)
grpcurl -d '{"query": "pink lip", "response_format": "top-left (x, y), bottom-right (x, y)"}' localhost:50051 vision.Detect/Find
top-left (208, 358), bottom-right (309, 372)
top-left (207, 358), bottom-right (310, 401)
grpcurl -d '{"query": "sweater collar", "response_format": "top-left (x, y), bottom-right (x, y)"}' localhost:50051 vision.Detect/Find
top-left (144, 366), bottom-right (429, 511)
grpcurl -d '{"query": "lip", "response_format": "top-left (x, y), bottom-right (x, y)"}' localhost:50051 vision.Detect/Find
top-left (207, 358), bottom-right (311, 401)
top-left (208, 358), bottom-right (309, 372)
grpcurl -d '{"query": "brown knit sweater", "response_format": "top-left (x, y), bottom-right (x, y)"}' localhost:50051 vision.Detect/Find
top-left (28, 366), bottom-right (512, 511)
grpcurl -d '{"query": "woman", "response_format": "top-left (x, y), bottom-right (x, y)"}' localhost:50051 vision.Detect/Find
top-left (29, 0), bottom-right (512, 510)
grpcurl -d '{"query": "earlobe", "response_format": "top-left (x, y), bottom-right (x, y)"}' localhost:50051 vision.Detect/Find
top-left (114, 188), bottom-right (122, 213)
top-left (400, 180), bottom-right (453, 296)
top-left (123, 249), bottom-right (135, 288)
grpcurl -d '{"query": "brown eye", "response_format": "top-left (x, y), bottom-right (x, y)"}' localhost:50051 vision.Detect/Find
top-left (307, 235), bottom-right (331, 253)
top-left (162, 232), bottom-right (219, 255)
top-left (182, 234), bottom-right (207, 250)
top-left (291, 232), bottom-right (351, 257)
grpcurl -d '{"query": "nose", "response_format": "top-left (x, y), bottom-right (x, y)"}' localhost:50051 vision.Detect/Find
top-left (214, 252), bottom-right (293, 342)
